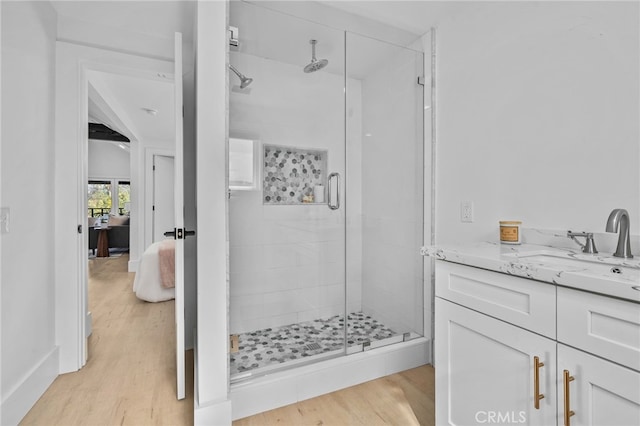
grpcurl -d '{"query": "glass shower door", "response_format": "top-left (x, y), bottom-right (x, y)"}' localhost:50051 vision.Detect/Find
top-left (228, 1), bottom-right (347, 382)
top-left (344, 33), bottom-right (425, 353)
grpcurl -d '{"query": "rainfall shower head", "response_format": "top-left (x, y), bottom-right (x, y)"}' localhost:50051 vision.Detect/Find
top-left (304, 39), bottom-right (328, 73)
top-left (229, 64), bottom-right (253, 89)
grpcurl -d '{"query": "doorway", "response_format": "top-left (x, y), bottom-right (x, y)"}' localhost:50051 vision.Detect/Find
top-left (79, 35), bottom-right (186, 400)
top-left (81, 65), bottom-right (178, 383)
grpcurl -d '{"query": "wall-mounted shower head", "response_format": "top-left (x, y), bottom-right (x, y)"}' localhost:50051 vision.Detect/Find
top-left (229, 64), bottom-right (253, 89)
top-left (304, 39), bottom-right (328, 73)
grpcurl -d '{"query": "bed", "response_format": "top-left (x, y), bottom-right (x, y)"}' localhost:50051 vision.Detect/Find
top-left (133, 240), bottom-right (176, 302)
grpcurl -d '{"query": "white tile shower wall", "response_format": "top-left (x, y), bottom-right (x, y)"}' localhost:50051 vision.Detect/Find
top-left (360, 44), bottom-right (424, 335)
top-left (229, 52), bottom-right (363, 334)
top-left (435, 2), bottom-right (639, 245)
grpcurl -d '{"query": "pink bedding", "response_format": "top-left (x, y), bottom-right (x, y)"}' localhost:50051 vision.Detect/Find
top-left (158, 239), bottom-right (175, 289)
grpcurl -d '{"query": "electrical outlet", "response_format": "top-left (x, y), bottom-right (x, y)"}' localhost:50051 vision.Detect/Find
top-left (460, 201), bottom-right (474, 223)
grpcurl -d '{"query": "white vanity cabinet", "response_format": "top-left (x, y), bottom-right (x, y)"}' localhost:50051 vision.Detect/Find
top-left (435, 260), bottom-right (640, 426)
top-left (435, 262), bottom-right (558, 426)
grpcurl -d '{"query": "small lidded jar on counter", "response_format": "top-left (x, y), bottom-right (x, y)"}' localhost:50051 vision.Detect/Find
top-left (500, 221), bottom-right (522, 244)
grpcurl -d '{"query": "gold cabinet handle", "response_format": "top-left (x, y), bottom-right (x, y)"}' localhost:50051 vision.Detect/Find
top-left (534, 356), bottom-right (545, 409)
top-left (563, 369), bottom-right (575, 426)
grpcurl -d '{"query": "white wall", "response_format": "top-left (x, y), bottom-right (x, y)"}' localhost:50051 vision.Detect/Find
top-left (228, 51), bottom-right (354, 334)
top-left (435, 1), bottom-right (639, 245)
top-left (88, 139), bottom-right (131, 179)
top-left (55, 3), bottom-right (194, 63)
top-left (1, 2), bottom-right (59, 425)
top-left (194, 1), bottom-right (232, 421)
top-left (359, 39), bottom-right (425, 335)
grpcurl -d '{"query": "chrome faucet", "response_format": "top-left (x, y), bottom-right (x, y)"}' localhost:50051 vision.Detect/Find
top-left (606, 209), bottom-right (633, 258)
top-left (567, 231), bottom-right (598, 254)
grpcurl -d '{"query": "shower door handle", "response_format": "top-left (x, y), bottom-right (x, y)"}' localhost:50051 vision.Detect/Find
top-left (328, 172), bottom-right (340, 210)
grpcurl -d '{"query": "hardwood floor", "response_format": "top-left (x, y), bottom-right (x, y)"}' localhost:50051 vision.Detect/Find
top-left (20, 253), bottom-right (435, 426)
top-left (233, 365), bottom-right (435, 426)
top-left (20, 254), bottom-right (194, 426)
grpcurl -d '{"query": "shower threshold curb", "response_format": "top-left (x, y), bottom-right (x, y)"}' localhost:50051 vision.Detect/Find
top-left (229, 337), bottom-right (430, 420)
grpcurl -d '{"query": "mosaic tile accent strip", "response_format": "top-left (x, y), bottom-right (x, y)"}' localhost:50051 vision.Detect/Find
top-left (263, 144), bottom-right (327, 204)
top-left (230, 312), bottom-right (397, 376)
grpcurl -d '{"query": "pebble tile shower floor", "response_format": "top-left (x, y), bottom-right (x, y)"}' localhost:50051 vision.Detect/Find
top-left (230, 312), bottom-right (397, 376)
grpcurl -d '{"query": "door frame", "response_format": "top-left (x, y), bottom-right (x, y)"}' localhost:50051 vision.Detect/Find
top-left (54, 40), bottom-right (174, 373)
top-left (145, 149), bottom-right (175, 250)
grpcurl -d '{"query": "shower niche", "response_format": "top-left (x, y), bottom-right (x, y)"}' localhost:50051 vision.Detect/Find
top-left (263, 144), bottom-right (327, 205)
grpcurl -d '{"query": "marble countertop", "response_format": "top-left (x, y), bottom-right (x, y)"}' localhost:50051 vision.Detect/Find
top-left (421, 242), bottom-right (640, 302)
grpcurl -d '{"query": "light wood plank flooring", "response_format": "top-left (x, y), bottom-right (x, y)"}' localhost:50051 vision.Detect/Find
top-left (21, 254), bottom-right (194, 426)
top-left (233, 365), bottom-right (435, 426)
top-left (21, 253), bottom-right (435, 426)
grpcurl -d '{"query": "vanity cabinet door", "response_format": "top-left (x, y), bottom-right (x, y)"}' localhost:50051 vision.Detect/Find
top-left (558, 344), bottom-right (640, 426)
top-left (435, 297), bottom-right (557, 426)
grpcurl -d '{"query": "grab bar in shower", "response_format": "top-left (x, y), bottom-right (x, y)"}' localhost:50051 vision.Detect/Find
top-left (328, 172), bottom-right (340, 210)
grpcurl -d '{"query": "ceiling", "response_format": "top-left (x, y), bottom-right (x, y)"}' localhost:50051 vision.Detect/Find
top-left (88, 71), bottom-right (175, 144)
top-left (51, 1), bottom-right (468, 145)
top-left (322, 1), bottom-right (471, 36)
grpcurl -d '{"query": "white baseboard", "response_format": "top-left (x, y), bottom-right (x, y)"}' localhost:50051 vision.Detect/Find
top-left (193, 328), bottom-right (232, 425)
top-left (1, 347), bottom-right (59, 426)
top-left (86, 311), bottom-right (93, 337)
top-left (128, 259), bottom-right (139, 272)
top-left (195, 399), bottom-right (232, 426)
top-left (230, 338), bottom-right (430, 420)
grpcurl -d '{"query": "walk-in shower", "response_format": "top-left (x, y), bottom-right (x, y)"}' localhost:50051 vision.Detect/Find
top-left (228, 1), bottom-right (428, 386)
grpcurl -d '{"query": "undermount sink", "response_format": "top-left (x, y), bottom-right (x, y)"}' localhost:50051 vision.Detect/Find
top-left (504, 250), bottom-right (640, 280)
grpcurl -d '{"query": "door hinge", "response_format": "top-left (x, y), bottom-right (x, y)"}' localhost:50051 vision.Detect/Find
top-left (417, 76), bottom-right (426, 86)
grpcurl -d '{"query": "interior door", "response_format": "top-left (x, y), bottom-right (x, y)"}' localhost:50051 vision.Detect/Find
top-left (153, 155), bottom-right (175, 243)
top-left (173, 32), bottom-right (186, 401)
